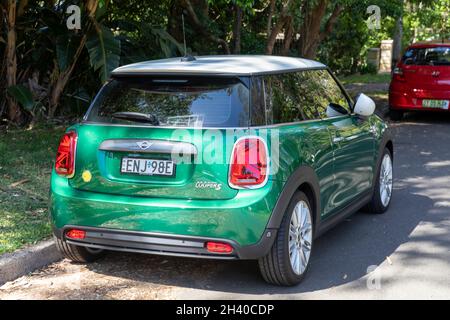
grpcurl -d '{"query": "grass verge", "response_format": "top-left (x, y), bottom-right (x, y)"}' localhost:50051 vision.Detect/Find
top-left (0, 125), bottom-right (65, 254)
top-left (340, 73), bottom-right (391, 85)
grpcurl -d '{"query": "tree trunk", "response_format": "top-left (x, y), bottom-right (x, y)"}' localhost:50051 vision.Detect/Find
top-left (266, 0), bottom-right (276, 35)
top-left (47, 0), bottom-right (97, 118)
top-left (168, 0), bottom-right (185, 43)
top-left (392, 1), bottom-right (404, 66)
top-left (319, 4), bottom-right (343, 42)
top-left (5, 0), bottom-right (21, 123)
top-left (181, 0), bottom-right (230, 54)
top-left (298, 0), bottom-right (328, 59)
top-left (48, 35), bottom-right (87, 118)
top-left (17, 0), bottom-right (29, 17)
top-left (280, 16), bottom-right (294, 56)
top-left (232, 4), bottom-right (242, 54)
top-left (85, 0), bottom-right (99, 16)
top-left (266, 17), bottom-right (288, 55)
top-left (266, 0), bottom-right (292, 55)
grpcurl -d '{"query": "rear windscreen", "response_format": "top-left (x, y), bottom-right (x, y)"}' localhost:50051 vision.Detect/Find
top-left (85, 77), bottom-right (249, 127)
top-left (402, 46), bottom-right (450, 66)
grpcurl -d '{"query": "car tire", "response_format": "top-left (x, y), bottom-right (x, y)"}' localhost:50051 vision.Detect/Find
top-left (55, 236), bottom-right (105, 263)
top-left (258, 191), bottom-right (314, 286)
top-left (389, 109), bottom-right (403, 121)
top-left (364, 148), bottom-right (393, 214)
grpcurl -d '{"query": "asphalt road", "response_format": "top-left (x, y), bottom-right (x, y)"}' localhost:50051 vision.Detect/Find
top-left (1, 112), bottom-right (450, 300)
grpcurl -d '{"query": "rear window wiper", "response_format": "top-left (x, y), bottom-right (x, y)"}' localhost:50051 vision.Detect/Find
top-left (111, 112), bottom-right (160, 125)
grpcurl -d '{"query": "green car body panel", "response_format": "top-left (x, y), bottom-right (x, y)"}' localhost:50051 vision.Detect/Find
top-left (50, 115), bottom-right (388, 247)
top-left (49, 55), bottom-right (392, 260)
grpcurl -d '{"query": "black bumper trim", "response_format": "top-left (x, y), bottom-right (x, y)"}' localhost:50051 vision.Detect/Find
top-left (54, 225), bottom-right (276, 260)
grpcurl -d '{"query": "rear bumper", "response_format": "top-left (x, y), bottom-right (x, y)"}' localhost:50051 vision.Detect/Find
top-left (53, 225), bottom-right (277, 260)
top-left (50, 171), bottom-right (282, 259)
top-left (389, 82), bottom-right (450, 111)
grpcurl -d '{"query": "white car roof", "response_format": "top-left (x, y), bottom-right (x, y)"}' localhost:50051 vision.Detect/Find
top-left (112, 55), bottom-right (326, 76)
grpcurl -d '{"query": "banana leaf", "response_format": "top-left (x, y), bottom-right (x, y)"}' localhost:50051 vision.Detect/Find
top-left (86, 23), bottom-right (121, 83)
top-left (7, 85), bottom-right (35, 111)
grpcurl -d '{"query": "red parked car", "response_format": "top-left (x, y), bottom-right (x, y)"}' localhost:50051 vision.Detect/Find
top-left (389, 42), bottom-right (450, 120)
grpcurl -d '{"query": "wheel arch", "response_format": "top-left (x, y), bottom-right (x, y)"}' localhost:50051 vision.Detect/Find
top-left (266, 166), bottom-right (321, 233)
top-left (385, 139), bottom-right (394, 161)
top-left (372, 129), bottom-right (394, 195)
top-left (376, 129), bottom-right (394, 173)
top-left (297, 182), bottom-right (318, 227)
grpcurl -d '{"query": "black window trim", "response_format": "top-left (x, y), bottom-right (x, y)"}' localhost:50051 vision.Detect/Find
top-left (401, 46), bottom-right (450, 66)
top-left (325, 67), bottom-right (355, 113)
top-left (83, 67), bottom-right (354, 129)
top-left (82, 75), bottom-right (252, 128)
top-left (251, 67), bottom-right (354, 126)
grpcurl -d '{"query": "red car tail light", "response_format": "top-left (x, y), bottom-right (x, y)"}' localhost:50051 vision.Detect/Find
top-left (205, 242), bottom-right (233, 254)
top-left (66, 229), bottom-right (86, 240)
top-left (229, 137), bottom-right (269, 189)
top-left (55, 131), bottom-right (77, 177)
top-left (393, 67), bottom-right (405, 82)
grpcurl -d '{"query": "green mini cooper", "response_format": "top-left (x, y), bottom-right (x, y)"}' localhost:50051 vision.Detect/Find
top-left (50, 55), bottom-right (393, 286)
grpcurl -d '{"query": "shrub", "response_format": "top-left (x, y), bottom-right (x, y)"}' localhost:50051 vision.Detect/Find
top-left (359, 63), bottom-right (378, 75)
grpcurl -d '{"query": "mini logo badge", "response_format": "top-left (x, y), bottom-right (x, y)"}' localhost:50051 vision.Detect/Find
top-left (195, 181), bottom-right (222, 191)
top-left (432, 71), bottom-right (440, 77)
top-left (136, 141), bottom-right (152, 150)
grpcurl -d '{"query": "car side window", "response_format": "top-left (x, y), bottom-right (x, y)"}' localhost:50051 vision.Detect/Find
top-left (315, 70), bottom-right (352, 118)
top-left (250, 76), bottom-right (267, 126)
top-left (262, 70), bottom-right (351, 125)
top-left (264, 72), bottom-right (322, 124)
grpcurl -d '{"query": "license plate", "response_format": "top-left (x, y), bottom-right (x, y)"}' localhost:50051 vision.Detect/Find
top-left (121, 157), bottom-right (175, 176)
top-left (422, 99), bottom-right (449, 109)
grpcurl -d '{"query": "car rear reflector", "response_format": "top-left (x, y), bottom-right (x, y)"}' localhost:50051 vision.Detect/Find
top-left (229, 137), bottom-right (268, 189)
top-left (55, 131), bottom-right (77, 177)
top-left (205, 242), bottom-right (233, 254)
top-left (66, 229), bottom-right (86, 240)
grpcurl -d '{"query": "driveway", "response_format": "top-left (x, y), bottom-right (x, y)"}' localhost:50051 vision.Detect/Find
top-left (1, 112), bottom-right (450, 300)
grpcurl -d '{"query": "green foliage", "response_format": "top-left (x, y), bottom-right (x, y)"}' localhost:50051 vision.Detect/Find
top-left (318, 0), bottom-right (403, 75)
top-left (318, 7), bottom-right (368, 75)
top-left (207, 0), bottom-right (254, 10)
top-left (1, 0), bottom-right (449, 123)
top-left (403, 0), bottom-right (450, 43)
top-left (86, 24), bottom-right (121, 83)
top-left (359, 62), bottom-right (378, 75)
top-left (7, 85), bottom-right (35, 111)
top-left (152, 28), bottom-right (185, 57)
top-left (340, 73), bottom-right (391, 85)
top-left (55, 35), bottom-right (80, 72)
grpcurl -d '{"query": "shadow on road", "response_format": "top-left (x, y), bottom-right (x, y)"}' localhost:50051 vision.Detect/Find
top-left (82, 190), bottom-right (432, 295)
top-left (394, 110), bottom-right (450, 124)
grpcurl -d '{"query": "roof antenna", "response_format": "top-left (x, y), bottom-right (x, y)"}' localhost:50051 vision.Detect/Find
top-left (181, 13), bottom-right (196, 62)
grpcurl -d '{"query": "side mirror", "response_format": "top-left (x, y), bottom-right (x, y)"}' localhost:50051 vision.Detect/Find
top-left (326, 103), bottom-right (349, 118)
top-left (354, 93), bottom-right (375, 117)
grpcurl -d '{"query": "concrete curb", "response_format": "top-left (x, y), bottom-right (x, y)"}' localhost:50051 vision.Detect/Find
top-left (0, 239), bottom-right (62, 285)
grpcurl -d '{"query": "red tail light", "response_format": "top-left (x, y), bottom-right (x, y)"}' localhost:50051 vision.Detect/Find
top-left (55, 131), bottom-right (77, 177)
top-left (229, 137), bottom-right (268, 189)
top-left (393, 67), bottom-right (405, 81)
top-left (66, 229), bottom-right (86, 240)
top-left (206, 242), bottom-right (233, 254)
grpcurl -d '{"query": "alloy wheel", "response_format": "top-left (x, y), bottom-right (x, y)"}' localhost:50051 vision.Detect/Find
top-left (379, 153), bottom-right (393, 207)
top-left (288, 200), bottom-right (313, 275)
